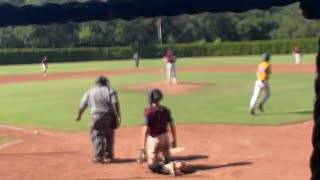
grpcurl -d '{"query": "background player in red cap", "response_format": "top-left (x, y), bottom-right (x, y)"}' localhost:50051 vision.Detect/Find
top-left (293, 46), bottom-right (301, 64)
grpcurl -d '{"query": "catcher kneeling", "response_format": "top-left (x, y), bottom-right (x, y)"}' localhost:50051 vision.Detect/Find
top-left (138, 88), bottom-right (192, 176)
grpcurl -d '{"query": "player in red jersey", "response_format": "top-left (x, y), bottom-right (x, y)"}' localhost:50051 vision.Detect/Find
top-left (164, 49), bottom-right (177, 84)
top-left (139, 89), bottom-right (193, 176)
top-left (293, 46), bottom-right (301, 64)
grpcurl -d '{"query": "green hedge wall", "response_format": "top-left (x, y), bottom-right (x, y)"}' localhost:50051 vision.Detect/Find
top-left (0, 38), bottom-right (317, 65)
top-left (165, 38), bottom-right (318, 57)
top-left (0, 47), bottom-right (134, 65)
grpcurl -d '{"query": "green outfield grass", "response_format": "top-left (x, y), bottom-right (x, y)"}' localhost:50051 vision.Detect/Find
top-left (0, 136), bottom-right (16, 145)
top-left (0, 54), bottom-right (316, 75)
top-left (0, 70), bottom-right (313, 131)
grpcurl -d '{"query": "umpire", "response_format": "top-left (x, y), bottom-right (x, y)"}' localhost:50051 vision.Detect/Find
top-left (76, 75), bottom-right (121, 163)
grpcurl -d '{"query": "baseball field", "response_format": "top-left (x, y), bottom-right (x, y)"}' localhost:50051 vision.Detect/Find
top-left (0, 54), bottom-right (315, 179)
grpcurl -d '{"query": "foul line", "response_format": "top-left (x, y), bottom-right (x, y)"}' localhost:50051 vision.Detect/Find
top-left (0, 139), bottom-right (23, 151)
top-left (0, 124), bottom-right (27, 132)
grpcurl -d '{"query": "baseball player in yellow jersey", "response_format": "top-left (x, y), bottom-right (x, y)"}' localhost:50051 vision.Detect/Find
top-left (249, 53), bottom-right (272, 115)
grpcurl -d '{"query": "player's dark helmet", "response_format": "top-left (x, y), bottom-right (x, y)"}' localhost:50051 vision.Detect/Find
top-left (262, 53), bottom-right (271, 61)
top-left (96, 75), bottom-right (110, 86)
top-left (148, 88), bottom-right (163, 104)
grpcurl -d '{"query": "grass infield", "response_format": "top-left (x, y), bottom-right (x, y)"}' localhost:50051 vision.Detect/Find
top-left (0, 54), bottom-right (316, 75)
top-left (0, 71), bottom-right (313, 131)
top-left (0, 54), bottom-right (315, 131)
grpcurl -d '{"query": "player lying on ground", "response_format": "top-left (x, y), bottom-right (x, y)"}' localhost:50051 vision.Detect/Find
top-left (138, 88), bottom-right (192, 175)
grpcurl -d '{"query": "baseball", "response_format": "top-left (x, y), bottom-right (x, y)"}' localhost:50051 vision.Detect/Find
top-left (34, 130), bottom-right (39, 135)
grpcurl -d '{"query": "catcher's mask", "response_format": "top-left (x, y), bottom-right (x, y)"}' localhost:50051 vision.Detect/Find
top-left (148, 88), bottom-right (163, 105)
top-left (262, 53), bottom-right (271, 61)
top-left (96, 75), bottom-right (110, 86)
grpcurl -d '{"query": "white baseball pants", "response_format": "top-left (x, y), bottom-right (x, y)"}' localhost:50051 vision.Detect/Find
top-left (294, 53), bottom-right (301, 64)
top-left (249, 80), bottom-right (271, 110)
top-left (166, 63), bottom-right (176, 83)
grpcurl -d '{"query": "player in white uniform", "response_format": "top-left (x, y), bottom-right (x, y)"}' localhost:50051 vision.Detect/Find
top-left (164, 49), bottom-right (177, 84)
top-left (293, 47), bottom-right (301, 64)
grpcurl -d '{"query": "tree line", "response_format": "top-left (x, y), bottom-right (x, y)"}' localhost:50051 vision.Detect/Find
top-left (0, 0), bottom-right (319, 48)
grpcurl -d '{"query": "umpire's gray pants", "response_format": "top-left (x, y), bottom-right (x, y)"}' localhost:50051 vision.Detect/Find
top-left (90, 113), bottom-right (115, 160)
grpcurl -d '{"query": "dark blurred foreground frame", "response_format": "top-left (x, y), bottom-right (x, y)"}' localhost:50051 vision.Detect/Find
top-left (0, 0), bottom-right (319, 179)
top-left (0, 0), bottom-right (319, 27)
top-left (311, 34), bottom-right (320, 180)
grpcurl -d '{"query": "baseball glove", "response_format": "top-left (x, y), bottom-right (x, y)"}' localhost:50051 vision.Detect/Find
top-left (137, 148), bottom-right (147, 163)
top-left (175, 161), bottom-right (194, 174)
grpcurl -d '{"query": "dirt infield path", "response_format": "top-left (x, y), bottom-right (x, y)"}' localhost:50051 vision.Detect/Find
top-left (0, 63), bottom-right (314, 179)
top-left (0, 63), bottom-right (315, 84)
top-left (0, 122), bottom-right (312, 180)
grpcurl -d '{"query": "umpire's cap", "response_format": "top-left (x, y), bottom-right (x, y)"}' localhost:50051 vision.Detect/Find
top-left (262, 53), bottom-right (271, 61)
top-left (148, 88), bottom-right (163, 104)
top-left (96, 75), bottom-right (110, 86)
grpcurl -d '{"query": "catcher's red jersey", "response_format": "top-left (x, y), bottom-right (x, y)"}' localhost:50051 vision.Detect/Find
top-left (144, 106), bottom-right (172, 137)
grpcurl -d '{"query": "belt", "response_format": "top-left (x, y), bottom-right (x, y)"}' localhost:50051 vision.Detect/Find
top-left (93, 112), bottom-right (112, 115)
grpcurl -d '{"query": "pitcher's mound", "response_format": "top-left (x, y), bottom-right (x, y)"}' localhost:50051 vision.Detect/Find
top-left (124, 81), bottom-right (210, 95)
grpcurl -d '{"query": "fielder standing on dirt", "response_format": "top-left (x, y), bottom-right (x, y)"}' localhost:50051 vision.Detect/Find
top-left (76, 75), bottom-right (121, 163)
top-left (138, 89), bottom-right (192, 175)
top-left (164, 49), bottom-right (177, 84)
top-left (249, 53), bottom-right (272, 115)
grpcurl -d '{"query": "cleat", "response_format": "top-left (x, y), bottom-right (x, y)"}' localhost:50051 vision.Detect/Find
top-left (92, 158), bottom-right (103, 164)
top-left (101, 158), bottom-right (112, 163)
top-left (104, 153), bottom-right (114, 163)
top-left (171, 78), bottom-right (177, 84)
top-left (258, 104), bottom-right (264, 112)
top-left (249, 108), bottom-right (255, 115)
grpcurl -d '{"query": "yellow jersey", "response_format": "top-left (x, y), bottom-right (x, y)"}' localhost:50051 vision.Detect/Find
top-left (256, 61), bottom-right (271, 81)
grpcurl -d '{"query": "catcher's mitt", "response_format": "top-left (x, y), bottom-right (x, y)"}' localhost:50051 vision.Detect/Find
top-left (175, 161), bottom-right (194, 174)
top-left (137, 148), bottom-right (147, 163)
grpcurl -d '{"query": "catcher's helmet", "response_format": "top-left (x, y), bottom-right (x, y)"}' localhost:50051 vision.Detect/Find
top-left (148, 88), bottom-right (163, 104)
top-left (96, 75), bottom-right (110, 86)
top-left (262, 53), bottom-right (271, 61)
